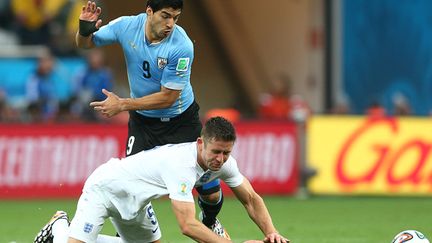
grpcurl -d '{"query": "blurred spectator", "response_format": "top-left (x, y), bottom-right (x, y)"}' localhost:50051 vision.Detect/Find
top-left (9, 0), bottom-right (86, 55)
top-left (25, 50), bottom-right (67, 122)
top-left (10, 0), bottom-right (67, 45)
top-left (0, 0), bottom-right (13, 30)
top-left (258, 74), bottom-right (293, 120)
top-left (55, 99), bottom-right (81, 123)
top-left (205, 107), bottom-right (241, 124)
top-left (0, 90), bottom-right (7, 122)
top-left (366, 101), bottom-right (386, 118)
top-left (330, 93), bottom-right (351, 115)
top-left (392, 92), bottom-right (411, 116)
top-left (258, 74), bottom-right (311, 122)
top-left (50, 0), bottom-right (88, 55)
top-left (0, 89), bottom-right (19, 123)
top-left (290, 94), bottom-right (312, 123)
top-left (73, 49), bottom-right (114, 122)
top-left (330, 101), bottom-right (350, 115)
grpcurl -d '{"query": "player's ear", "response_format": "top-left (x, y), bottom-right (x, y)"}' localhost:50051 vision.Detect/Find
top-left (146, 7), bottom-right (153, 16)
top-left (197, 137), bottom-right (205, 150)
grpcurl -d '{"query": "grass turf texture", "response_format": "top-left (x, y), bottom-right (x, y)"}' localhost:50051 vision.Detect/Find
top-left (1, 196), bottom-right (431, 243)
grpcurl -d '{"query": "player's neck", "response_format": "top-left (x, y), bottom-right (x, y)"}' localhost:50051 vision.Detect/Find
top-left (145, 33), bottom-right (164, 44)
top-left (145, 24), bottom-right (165, 44)
top-left (197, 157), bottom-right (207, 171)
top-left (196, 144), bottom-right (208, 171)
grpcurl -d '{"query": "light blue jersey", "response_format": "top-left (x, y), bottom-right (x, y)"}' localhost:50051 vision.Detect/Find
top-left (93, 13), bottom-right (194, 118)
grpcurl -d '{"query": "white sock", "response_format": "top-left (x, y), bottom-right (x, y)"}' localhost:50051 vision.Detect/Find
top-left (52, 219), bottom-right (69, 243)
top-left (96, 234), bottom-right (123, 243)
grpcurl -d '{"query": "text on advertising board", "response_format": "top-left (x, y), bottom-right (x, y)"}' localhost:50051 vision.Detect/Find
top-left (308, 116), bottom-right (432, 195)
top-left (337, 118), bottom-right (432, 186)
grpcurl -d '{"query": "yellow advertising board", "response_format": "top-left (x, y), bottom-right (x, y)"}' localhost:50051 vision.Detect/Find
top-left (307, 116), bottom-right (432, 195)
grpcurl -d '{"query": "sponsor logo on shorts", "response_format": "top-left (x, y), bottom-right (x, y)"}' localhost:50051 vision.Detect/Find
top-left (83, 222), bottom-right (94, 233)
top-left (152, 226), bottom-right (159, 233)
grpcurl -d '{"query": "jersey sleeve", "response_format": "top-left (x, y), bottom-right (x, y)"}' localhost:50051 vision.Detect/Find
top-left (161, 42), bottom-right (194, 90)
top-left (162, 168), bottom-right (196, 203)
top-left (93, 16), bottom-right (125, 46)
top-left (220, 157), bottom-right (244, 188)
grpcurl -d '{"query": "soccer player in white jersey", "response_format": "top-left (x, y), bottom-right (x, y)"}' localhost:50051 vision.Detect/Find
top-left (34, 117), bottom-right (289, 243)
top-left (75, 0), bottom-right (227, 237)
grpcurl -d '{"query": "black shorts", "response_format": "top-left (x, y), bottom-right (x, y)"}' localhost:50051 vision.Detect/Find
top-left (126, 101), bottom-right (202, 156)
top-left (126, 101), bottom-right (220, 195)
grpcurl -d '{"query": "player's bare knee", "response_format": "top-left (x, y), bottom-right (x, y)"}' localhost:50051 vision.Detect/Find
top-left (68, 237), bottom-right (85, 243)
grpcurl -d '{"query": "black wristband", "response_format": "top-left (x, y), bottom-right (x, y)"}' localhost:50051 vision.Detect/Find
top-left (79, 19), bottom-right (99, 37)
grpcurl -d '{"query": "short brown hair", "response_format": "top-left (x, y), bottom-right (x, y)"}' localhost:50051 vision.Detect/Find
top-left (201, 116), bottom-right (236, 143)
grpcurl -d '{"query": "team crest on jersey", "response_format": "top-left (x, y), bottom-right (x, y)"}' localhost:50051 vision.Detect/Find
top-left (157, 57), bottom-right (168, 69)
top-left (176, 57), bottom-right (190, 71)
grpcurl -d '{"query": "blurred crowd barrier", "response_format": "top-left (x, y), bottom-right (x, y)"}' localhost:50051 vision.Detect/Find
top-left (0, 121), bottom-right (299, 199)
top-left (2, 115), bottom-right (431, 199)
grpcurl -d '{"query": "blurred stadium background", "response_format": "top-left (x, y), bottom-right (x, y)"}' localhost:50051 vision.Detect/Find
top-left (1, 0), bottom-right (432, 242)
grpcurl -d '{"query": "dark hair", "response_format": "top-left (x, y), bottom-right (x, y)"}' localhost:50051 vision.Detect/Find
top-left (201, 116), bottom-right (236, 143)
top-left (146, 0), bottom-right (183, 12)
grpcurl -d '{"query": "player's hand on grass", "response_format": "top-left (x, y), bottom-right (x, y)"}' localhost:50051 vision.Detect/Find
top-left (263, 232), bottom-right (290, 243)
top-left (90, 89), bottom-right (124, 118)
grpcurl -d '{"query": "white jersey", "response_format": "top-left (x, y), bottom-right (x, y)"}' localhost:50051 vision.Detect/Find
top-left (83, 142), bottom-right (244, 220)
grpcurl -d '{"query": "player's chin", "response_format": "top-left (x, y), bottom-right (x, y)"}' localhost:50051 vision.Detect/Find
top-left (209, 165), bottom-right (222, 171)
top-left (160, 31), bottom-right (170, 38)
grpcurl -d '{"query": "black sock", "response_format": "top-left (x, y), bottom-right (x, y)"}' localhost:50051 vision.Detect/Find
top-left (198, 193), bottom-right (223, 227)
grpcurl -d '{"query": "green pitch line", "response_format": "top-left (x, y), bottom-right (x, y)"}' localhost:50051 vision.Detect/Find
top-left (1, 196), bottom-right (431, 243)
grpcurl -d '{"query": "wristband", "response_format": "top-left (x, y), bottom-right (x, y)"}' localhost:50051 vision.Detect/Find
top-left (79, 19), bottom-right (99, 37)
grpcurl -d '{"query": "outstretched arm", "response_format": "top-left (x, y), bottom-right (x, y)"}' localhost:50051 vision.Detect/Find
top-left (231, 177), bottom-right (290, 243)
top-left (89, 86), bottom-right (180, 118)
top-left (76, 1), bottom-right (103, 49)
top-left (171, 199), bottom-right (232, 243)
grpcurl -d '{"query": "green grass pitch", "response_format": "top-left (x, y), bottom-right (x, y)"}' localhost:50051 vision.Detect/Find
top-left (1, 196), bottom-right (431, 242)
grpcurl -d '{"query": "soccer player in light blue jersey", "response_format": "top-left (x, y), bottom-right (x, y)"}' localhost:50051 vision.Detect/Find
top-left (75, 0), bottom-right (227, 239)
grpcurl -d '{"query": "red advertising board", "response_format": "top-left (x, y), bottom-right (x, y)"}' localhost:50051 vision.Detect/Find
top-left (0, 124), bottom-right (128, 198)
top-left (228, 122), bottom-right (299, 195)
top-left (0, 122), bottom-right (298, 199)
